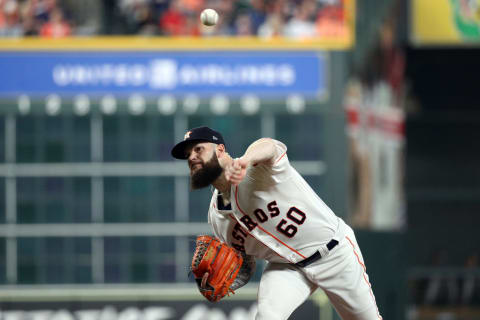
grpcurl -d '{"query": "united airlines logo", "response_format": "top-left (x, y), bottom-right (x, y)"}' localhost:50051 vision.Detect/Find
top-left (51, 59), bottom-right (295, 89)
top-left (150, 60), bottom-right (178, 89)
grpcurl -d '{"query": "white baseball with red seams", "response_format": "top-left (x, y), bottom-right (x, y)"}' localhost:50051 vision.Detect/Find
top-left (200, 8), bottom-right (219, 26)
top-left (208, 140), bottom-right (382, 320)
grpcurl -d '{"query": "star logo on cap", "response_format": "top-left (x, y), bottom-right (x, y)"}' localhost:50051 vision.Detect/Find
top-left (184, 131), bottom-right (192, 140)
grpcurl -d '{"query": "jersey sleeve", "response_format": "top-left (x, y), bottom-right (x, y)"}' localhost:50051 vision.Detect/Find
top-left (245, 139), bottom-right (292, 183)
top-left (270, 139), bottom-right (288, 173)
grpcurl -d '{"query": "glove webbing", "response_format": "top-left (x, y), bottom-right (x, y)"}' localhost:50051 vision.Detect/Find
top-left (192, 237), bottom-right (213, 269)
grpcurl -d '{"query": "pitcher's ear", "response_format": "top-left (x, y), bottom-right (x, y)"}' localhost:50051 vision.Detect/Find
top-left (216, 143), bottom-right (226, 156)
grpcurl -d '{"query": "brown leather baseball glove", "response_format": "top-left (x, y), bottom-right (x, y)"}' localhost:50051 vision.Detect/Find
top-left (191, 235), bottom-right (244, 302)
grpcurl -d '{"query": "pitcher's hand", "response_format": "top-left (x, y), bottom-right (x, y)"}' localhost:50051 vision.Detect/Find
top-left (225, 158), bottom-right (249, 186)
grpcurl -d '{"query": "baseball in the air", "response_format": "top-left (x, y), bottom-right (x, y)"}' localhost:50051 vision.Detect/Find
top-left (200, 8), bottom-right (219, 26)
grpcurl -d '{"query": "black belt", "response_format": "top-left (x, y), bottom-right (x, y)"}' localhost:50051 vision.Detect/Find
top-left (295, 239), bottom-right (339, 268)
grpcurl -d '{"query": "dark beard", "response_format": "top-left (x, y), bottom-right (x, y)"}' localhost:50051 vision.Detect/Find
top-left (190, 153), bottom-right (223, 190)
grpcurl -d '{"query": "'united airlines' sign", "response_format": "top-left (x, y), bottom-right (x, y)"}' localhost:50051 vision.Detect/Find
top-left (0, 52), bottom-right (327, 98)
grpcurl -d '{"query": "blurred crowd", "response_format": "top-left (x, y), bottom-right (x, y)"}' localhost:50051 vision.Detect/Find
top-left (0, 0), bottom-right (349, 38)
top-left (123, 0), bottom-right (349, 38)
top-left (0, 0), bottom-right (74, 37)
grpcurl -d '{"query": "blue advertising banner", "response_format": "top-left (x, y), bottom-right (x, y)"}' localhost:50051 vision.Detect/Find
top-left (0, 52), bottom-right (327, 98)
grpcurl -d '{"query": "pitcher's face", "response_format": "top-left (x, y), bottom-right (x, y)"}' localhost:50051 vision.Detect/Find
top-left (186, 142), bottom-right (223, 190)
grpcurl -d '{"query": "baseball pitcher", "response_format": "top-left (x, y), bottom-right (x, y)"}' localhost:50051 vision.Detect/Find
top-left (171, 126), bottom-right (382, 320)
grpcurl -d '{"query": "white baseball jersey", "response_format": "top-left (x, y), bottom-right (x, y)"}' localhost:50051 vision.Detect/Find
top-left (207, 139), bottom-right (382, 319)
top-left (208, 139), bottom-right (347, 264)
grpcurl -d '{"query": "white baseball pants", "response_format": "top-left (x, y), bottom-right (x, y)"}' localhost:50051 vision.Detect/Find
top-left (255, 226), bottom-right (382, 320)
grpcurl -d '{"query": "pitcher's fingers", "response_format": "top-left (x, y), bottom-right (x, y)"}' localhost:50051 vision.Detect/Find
top-left (233, 160), bottom-right (241, 170)
top-left (231, 173), bottom-right (243, 180)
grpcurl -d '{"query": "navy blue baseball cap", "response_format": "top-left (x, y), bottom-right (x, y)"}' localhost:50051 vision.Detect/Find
top-left (171, 126), bottom-right (226, 159)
